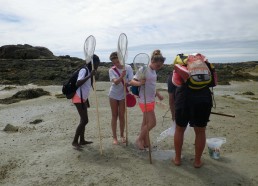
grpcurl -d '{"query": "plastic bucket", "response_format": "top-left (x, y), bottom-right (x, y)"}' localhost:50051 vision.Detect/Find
top-left (206, 137), bottom-right (226, 159)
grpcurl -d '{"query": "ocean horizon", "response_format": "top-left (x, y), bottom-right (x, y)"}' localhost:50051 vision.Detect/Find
top-left (58, 39), bottom-right (258, 64)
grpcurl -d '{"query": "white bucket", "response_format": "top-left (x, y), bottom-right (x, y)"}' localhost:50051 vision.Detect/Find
top-left (206, 137), bottom-right (226, 159)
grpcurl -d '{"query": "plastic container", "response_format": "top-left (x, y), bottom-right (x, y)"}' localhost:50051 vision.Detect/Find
top-left (206, 137), bottom-right (226, 159)
top-left (156, 121), bottom-right (190, 143)
top-left (156, 121), bottom-right (176, 142)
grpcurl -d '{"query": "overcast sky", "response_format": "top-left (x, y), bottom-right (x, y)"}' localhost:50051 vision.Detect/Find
top-left (1, 0), bottom-right (258, 63)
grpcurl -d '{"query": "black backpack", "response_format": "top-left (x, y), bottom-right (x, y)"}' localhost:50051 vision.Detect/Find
top-left (62, 67), bottom-right (89, 99)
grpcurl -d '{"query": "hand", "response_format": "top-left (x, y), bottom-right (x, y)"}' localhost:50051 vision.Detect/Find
top-left (156, 92), bottom-right (164, 101)
top-left (140, 79), bottom-right (146, 85)
top-left (121, 70), bottom-right (126, 78)
top-left (158, 94), bottom-right (164, 101)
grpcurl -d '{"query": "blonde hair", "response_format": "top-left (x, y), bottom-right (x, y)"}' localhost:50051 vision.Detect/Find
top-left (151, 50), bottom-right (165, 63)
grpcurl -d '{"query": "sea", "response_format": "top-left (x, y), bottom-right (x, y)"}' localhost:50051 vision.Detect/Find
top-left (68, 39), bottom-right (258, 64)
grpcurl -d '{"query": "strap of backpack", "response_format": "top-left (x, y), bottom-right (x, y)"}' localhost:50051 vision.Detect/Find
top-left (112, 66), bottom-right (129, 93)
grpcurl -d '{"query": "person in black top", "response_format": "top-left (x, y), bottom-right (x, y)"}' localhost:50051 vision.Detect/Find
top-left (167, 72), bottom-right (176, 121)
top-left (172, 75), bottom-right (212, 168)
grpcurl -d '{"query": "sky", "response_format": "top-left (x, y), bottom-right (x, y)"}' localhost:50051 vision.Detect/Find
top-left (1, 0), bottom-right (258, 63)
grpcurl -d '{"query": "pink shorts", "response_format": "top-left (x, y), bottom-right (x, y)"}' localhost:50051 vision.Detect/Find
top-left (72, 93), bottom-right (86, 103)
top-left (139, 102), bottom-right (155, 112)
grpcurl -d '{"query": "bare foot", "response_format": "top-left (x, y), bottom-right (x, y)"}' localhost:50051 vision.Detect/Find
top-left (121, 137), bottom-right (126, 144)
top-left (172, 158), bottom-right (181, 166)
top-left (79, 141), bottom-right (93, 145)
top-left (135, 139), bottom-right (145, 150)
top-left (194, 161), bottom-right (203, 168)
top-left (113, 138), bottom-right (118, 145)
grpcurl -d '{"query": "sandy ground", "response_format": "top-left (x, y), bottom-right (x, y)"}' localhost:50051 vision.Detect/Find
top-left (0, 81), bottom-right (258, 186)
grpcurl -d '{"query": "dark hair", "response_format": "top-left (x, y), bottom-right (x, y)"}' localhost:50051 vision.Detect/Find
top-left (87, 54), bottom-right (100, 71)
top-left (109, 52), bottom-right (118, 61)
top-left (93, 54), bottom-right (100, 64)
top-left (151, 50), bottom-right (166, 63)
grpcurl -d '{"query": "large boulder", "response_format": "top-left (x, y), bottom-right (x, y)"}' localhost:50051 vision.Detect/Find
top-left (0, 44), bottom-right (55, 59)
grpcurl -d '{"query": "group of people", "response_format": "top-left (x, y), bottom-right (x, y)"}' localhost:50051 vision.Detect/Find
top-left (70, 49), bottom-right (213, 168)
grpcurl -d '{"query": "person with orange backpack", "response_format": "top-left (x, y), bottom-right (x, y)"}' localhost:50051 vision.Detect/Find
top-left (171, 53), bottom-right (217, 168)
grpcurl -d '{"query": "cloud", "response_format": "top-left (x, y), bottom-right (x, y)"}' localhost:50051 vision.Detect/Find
top-left (0, 0), bottom-right (258, 62)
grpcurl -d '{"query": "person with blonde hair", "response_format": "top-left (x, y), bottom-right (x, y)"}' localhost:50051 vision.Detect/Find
top-left (130, 50), bottom-right (165, 150)
top-left (108, 52), bottom-right (134, 145)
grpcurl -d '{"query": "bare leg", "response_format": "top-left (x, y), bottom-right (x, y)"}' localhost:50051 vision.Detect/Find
top-left (143, 111), bottom-right (156, 147)
top-left (137, 111), bottom-right (156, 149)
top-left (72, 102), bottom-right (89, 148)
top-left (193, 127), bottom-right (206, 168)
top-left (110, 98), bottom-right (119, 144)
top-left (136, 113), bottom-right (147, 150)
top-left (173, 125), bottom-right (186, 166)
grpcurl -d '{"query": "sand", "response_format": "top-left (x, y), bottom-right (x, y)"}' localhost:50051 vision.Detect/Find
top-left (0, 81), bottom-right (258, 186)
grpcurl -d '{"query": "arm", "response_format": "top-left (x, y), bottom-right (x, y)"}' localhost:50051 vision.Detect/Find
top-left (109, 69), bottom-right (126, 85)
top-left (155, 90), bottom-right (164, 101)
top-left (168, 92), bottom-right (175, 121)
top-left (129, 78), bottom-right (145, 86)
top-left (112, 70), bottom-right (126, 85)
top-left (167, 72), bottom-right (176, 120)
top-left (76, 69), bottom-right (96, 87)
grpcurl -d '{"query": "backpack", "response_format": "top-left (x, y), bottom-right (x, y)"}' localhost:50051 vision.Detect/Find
top-left (130, 85), bottom-right (140, 96)
top-left (173, 53), bottom-right (188, 65)
top-left (62, 67), bottom-right (89, 99)
top-left (186, 53), bottom-right (216, 89)
top-left (130, 65), bottom-right (148, 96)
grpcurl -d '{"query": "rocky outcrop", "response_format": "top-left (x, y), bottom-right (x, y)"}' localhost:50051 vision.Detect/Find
top-left (0, 44), bottom-right (55, 59)
top-left (0, 44), bottom-right (257, 85)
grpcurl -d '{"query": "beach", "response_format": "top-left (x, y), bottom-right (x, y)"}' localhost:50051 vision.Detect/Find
top-left (0, 81), bottom-right (258, 186)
